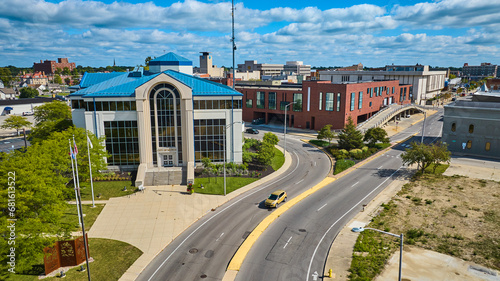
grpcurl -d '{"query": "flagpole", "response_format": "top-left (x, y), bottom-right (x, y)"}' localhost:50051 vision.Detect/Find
top-left (69, 139), bottom-right (82, 226)
top-left (73, 136), bottom-right (92, 281)
top-left (86, 131), bottom-right (95, 208)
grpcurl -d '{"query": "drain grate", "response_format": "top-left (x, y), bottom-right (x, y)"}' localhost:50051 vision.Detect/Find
top-left (200, 274), bottom-right (207, 278)
top-left (188, 248), bottom-right (198, 254)
top-left (299, 229), bottom-right (306, 232)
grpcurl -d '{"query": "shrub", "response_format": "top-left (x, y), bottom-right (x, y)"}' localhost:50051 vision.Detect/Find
top-left (350, 149), bottom-right (363, 160)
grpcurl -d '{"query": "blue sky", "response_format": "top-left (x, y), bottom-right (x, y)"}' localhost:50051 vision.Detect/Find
top-left (1, 0), bottom-right (500, 68)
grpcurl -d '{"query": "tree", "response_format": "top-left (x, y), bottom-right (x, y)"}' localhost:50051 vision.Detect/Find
top-left (53, 74), bottom-right (63, 84)
top-left (0, 67), bottom-right (13, 86)
top-left (55, 68), bottom-right (62, 75)
top-left (263, 132), bottom-right (279, 146)
top-left (62, 67), bottom-right (71, 75)
top-left (64, 77), bottom-right (71, 85)
top-left (449, 74), bottom-right (456, 79)
top-left (317, 124), bottom-right (335, 144)
top-left (19, 87), bottom-right (39, 98)
top-left (338, 117), bottom-right (364, 150)
top-left (401, 141), bottom-right (451, 174)
top-left (30, 101), bottom-right (73, 142)
top-left (257, 142), bottom-right (275, 166)
top-left (363, 127), bottom-right (389, 146)
top-left (0, 115), bottom-right (31, 136)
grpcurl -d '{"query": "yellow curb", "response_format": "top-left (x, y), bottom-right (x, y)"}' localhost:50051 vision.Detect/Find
top-left (226, 177), bottom-right (336, 271)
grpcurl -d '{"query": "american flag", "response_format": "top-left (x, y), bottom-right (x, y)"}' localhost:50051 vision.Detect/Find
top-left (73, 139), bottom-right (78, 156)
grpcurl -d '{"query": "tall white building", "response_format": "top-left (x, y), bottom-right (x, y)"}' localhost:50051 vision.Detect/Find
top-left (69, 53), bottom-right (243, 186)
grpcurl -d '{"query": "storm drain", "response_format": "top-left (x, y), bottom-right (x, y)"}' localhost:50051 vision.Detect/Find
top-left (299, 229), bottom-right (306, 232)
top-left (188, 248), bottom-right (198, 254)
top-left (242, 231), bottom-right (251, 239)
top-left (200, 274), bottom-right (207, 278)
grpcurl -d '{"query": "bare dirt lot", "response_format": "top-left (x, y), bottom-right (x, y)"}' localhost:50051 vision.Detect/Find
top-left (362, 172), bottom-right (500, 280)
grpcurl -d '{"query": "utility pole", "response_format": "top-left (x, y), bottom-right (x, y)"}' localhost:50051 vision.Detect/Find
top-left (231, 0), bottom-right (236, 89)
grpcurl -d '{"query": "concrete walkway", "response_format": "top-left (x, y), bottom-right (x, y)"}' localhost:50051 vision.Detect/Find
top-left (88, 149), bottom-right (292, 281)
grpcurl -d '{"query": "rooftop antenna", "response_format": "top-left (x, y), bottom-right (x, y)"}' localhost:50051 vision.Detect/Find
top-left (231, 0), bottom-right (236, 89)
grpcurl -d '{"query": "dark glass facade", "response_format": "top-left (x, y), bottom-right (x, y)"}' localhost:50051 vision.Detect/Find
top-left (194, 119), bottom-right (226, 162)
top-left (104, 121), bottom-right (139, 166)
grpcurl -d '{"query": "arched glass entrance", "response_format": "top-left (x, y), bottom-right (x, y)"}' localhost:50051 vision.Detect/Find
top-left (149, 83), bottom-right (183, 167)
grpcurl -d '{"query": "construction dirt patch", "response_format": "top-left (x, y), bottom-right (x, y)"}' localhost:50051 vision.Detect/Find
top-left (362, 172), bottom-right (500, 280)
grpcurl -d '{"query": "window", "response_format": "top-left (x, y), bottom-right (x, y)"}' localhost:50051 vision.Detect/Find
top-left (194, 119), bottom-right (226, 162)
top-left (336, 93), bottom-right (341, 111)
top-left (358, 92), bottom-right (363, 109)
top-left (469, 124), bottom-right (474, 133)
top-left (268, 92), bottom-right (276, 110)
top-left (256, 91), bottom-right (265, 109)
top-left (485, 142), bottom-right (491, 151)
top-left (293, 93), bottom-right (302, 111)
top-left (451, 123), bottom-right (456, 132)
top-left (342, 75), bottom-right (350, 82)
top-left (392, 87), bottom-right (395, 94)
top-left (375, 87), bottom-right (379, 97)
top-left (246, 99), bottom-right (253, 108)
top-left (369, 88), bottom-right (373, 98)
top-left (104, 121), bottom-right (139, 166)
top-left (369, 101), bottom-right (372, 107)
top-left (280, 101), bottom-right (290, 111)
top-left (319, 92), bottom-right (323, 111)
top-left (350, 92), bottom-right (355, 111)
top-left (325, 93), bottom-right (334, 111)
top-left (466, 140), bottom-right (472, 149)
top-left (358, 75), bottom-right (362, 81)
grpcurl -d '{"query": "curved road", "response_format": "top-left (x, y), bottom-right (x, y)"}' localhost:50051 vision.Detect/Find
top-left (235, 109), bottom-right (444, 281)
top-left (137, 133), bottom-right (331, 281)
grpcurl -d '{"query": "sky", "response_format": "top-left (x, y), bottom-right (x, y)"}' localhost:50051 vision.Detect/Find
top-left (1, 0), bottom-right (500, 68)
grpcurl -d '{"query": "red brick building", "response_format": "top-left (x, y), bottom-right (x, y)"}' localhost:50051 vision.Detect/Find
top-left (33, 58), bottom-right (76, 74)
top-left (237, 80), bottom-right (412, 130)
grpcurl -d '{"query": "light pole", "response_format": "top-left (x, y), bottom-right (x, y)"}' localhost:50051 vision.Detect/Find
top-left (224, 121), bottom-right (241, 196)
top-left (420, 111), bottom-right (427, 143)
top-left (353, 227), bottom-right (403, 281)
top-left (283, 102), bottom-right (295, 156)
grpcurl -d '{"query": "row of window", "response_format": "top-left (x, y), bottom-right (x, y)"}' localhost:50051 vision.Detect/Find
top-left (247, 92), bottom-right (304, 112)
top-left (193, 99), bottom-right (242, 110)
top-left (463, 140), bottom-right (491, 151)
top-left (72, 100), bottom-right (137, 111)
top-left (104, 121), bottom-right (140, 166)
top-left (451, 123), bottom-right (474, 134)
top-left (194, 119), bottom-right (226, 162)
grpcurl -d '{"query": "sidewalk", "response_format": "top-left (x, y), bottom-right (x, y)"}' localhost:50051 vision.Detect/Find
top-left (88, 149), bottom-right (293, 281)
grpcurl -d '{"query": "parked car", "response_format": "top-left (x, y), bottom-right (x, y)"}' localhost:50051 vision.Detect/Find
top-left (265, 190), bottom-right (287, 208)
top-left (245, 128), bottom-right (259, 134)
top-left (22, 112), bottom-right (34, 116)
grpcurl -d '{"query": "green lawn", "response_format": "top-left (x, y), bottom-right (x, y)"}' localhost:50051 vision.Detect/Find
top-left (309, 139), bottom-right (332, 147)
top-left (193, 148), bottom-right (284, 195)
top-left (60, 204), bottom-right (105, 231)
top-left (78, 180), bottom-right (136, 200)
top-left (7, 239), bottom-right (142, 281)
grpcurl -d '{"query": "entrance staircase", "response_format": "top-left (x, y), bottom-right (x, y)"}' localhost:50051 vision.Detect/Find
top-left (143, 167), bottom-right (186, 186)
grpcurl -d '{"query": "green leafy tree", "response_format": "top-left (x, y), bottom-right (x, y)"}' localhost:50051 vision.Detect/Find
top-left (262, 132), bottom-right (279, 146)
top-left (363, 127), bottom-right (390, 146)
top-left (30, 101), bottom-right (73, 142)
top-left (55, 68), bottom-right (62, 75)
top-left (0, 115), bottom-right (31, 136)
top-left (71, 68), bottom-right (79, 76)
top-left (317, 124), bottom-right (335, 144)
top-left (338, 117), bottom-right (364, 150)
top-left (449, 74), bottom-right (456, 79)
top-left (64, 77), bottom-right (71, 85)
top-left (401, 141), bottom-right (451, 174)
top-left (0, 67), bottom-right (13, 86)
top-left (19, 87), bottom-right (38, 98)
top-left (62, 67), bottom-right (71, 75)
top-left (53, 74), bottom-right (63, 84)
top-left (257, 142), bottom-right (275, 166)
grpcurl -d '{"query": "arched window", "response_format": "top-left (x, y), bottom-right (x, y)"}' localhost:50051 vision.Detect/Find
top-left (485, 142), bottom-right (491, 151)
top-left (466, 140), bottom-right (472, 149)
top-left (451, 123), bottom-right (456, 132)
top-left (469, 124), bottom-right (474, 134)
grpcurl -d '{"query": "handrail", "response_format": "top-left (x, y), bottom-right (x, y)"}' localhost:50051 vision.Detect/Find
top-left (357, 103), bottom-right (426, 131)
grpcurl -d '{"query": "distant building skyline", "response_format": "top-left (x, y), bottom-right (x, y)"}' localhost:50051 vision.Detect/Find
top-left (1, 0), bottom-right (500, 68)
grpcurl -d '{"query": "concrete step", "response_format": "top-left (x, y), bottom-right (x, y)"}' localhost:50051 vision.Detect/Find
top-left (144, 167), bottom-right (186, 186)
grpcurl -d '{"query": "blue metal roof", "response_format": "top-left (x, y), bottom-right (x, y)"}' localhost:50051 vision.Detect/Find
top-left (71, 69), bottom-right (242, 98)
top-left (150, 52), bottom-right (191, 64)
top-left (79, 72), bottom-right (124, 88)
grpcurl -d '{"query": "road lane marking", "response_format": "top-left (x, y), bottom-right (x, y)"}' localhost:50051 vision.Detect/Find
top-left (317, 204), bottom-right (327, 212)
top-left (377, 165), bottom-right (383, 170)
top-left (216, 233), bottom-right (224, 242)
top-left (351, 181), bottom-right (359, 187)
top-left (146, 150), bottom-right (302, 281)
top-left (314, 161), bottom-right (316, 166)
top-left (296, 179), bottom-right (304, 184)
top-left (283, 236), bottom-right (292, 249)
top-left (306, 166), bottom-right (402, 281)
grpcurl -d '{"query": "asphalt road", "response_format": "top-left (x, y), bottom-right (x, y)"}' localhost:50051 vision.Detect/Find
top-left (0, 136), bottom-right (29, 152)
top-left (235, 108), bottom-right (444, 281)
top-left (136, 132), bottom-right (331, 281)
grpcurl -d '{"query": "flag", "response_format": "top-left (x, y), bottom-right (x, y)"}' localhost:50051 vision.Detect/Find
top-left (69, 144), bottom-right (76, 159)
top-left (87, 134), bottom-right (93, 149)
top-left (73, 139), bottom-right (78, 155)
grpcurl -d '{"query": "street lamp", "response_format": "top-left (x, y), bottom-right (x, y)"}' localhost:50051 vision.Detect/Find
top-left (352, 227), bottom-right (403, 281)
top-left (224, 121), bottom-right (241, 196)
top-left (283, 102), bottom-right (295, 156)
top-left (420, 111), bottom-right (427, 143)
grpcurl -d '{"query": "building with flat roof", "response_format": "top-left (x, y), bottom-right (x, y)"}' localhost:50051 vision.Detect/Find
top-left (195, 52), bottom-right (225, 78)
top-left (69, 52), bottom-right (243, 186)
top-left (462, 63), bottom-right (498, 79)
top-left (237, 80), bottom-right (412, 130)
top-left (284, 61), bottom-right (311, 76)
top-left (319, 65), bottom-right (446, 105)
top-left (443, 99), bottom-right (500, 159)
top-left (34, 58), bottom-right (76, 75)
